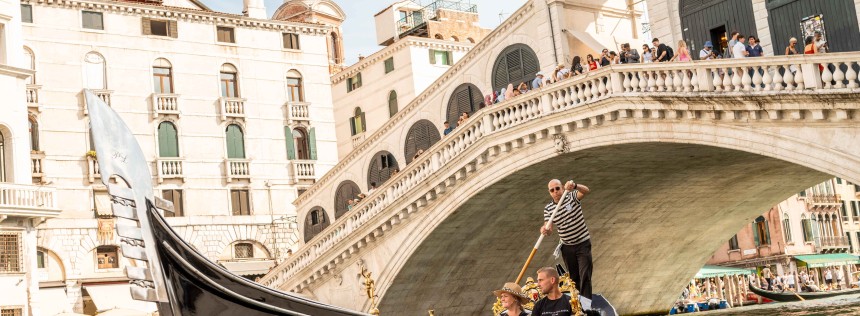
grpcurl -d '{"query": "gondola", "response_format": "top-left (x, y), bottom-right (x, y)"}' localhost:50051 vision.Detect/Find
top-left (86, 91), bottom-right (368, 316)
top-left (748, 281), bottom-right (860, 302)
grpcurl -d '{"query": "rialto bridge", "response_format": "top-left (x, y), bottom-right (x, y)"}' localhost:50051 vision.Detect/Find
top-left (258, 1), bottom-right (860, 315)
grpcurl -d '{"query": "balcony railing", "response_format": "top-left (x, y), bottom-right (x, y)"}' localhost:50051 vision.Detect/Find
top-left (291, 160), bottom-right (316, 182)
top-left (26, 84), bottom-right (40, 111)
top-left (87, 155), bottom-right (101, 183)
top-left (287, 102), bottom-right (310, 123)
top-left (0, 183), bottom-right (59, 217)
top-left (806, 194), bottom-right (842, 211)
top-left (156, 158), bottom-right (184, 183)
top-left (351, 133), bottom-right (365, 149)
top-left (220, 97), bottom-right (246, 121)
top-left (396, 0), bottom-right (478, 33)
top-left (815, 236), bottom-right (850, 252)
top-left (31, 151), bottom-right (45, 182)
top-left (152, 93), bottom-right (180, 118)
top-left (226, 159), bottom-right (251, 182)
top-left (83, 89), bottom-right (113, 115)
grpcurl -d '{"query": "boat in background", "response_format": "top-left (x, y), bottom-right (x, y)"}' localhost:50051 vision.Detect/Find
top-left (748, 282), bottom-right (860, 302)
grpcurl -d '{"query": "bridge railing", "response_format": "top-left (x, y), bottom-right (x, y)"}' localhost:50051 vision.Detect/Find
top-left (259, 52), bottom-right (860, 289)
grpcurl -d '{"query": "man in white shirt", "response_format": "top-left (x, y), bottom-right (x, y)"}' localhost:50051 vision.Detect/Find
top-left (732, 34), bottom-right (748, 59)
top-left (700, 41), bottom-right (716, 60)
top-left (815, 31), bottom-right (829, 53)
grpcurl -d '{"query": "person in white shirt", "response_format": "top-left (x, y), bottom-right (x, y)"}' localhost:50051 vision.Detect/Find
top-left (732, 35), bottom-right (748, 59)
top-left (700, 41), bottom-right (716, 60)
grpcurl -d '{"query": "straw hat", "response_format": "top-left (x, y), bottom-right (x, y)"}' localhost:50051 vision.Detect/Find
top-left (493, 282), bottom-right (530, 305)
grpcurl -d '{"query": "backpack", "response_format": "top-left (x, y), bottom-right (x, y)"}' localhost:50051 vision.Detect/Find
top-left (664, 46), bottom-right (674, 61)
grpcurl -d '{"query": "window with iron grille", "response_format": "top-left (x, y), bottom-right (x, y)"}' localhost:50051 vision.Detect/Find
top-left (1, 307), bottom-right (22, 316)
top-left (0, 233), bottom-right (21, 273)
top-left (234, 243), bottom-right (253, 259)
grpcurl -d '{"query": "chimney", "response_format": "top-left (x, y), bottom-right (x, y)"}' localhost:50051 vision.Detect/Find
top-left (243, 0), bottom-right (267, 19)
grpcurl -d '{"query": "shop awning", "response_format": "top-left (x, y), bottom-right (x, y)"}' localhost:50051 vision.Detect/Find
top-left (695, 265), bottom-right (754, 278)
top-left (39, 287), bottom-right (72, 316)
top-left (795, 253), bottom-right (860, 268)
top-left (84, 284), bottom-right (157, 314)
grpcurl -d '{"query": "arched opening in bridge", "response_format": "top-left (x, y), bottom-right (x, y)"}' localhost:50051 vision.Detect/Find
top-left (679, 0), bottom-right (755, 59)
top-left (491, 43), bottom-right (539, 93)
top-left (445, 83), bottom-right (483, 128)
top-left (404, 120), bottom-right (440, 164)
top-left (367, 151), bottom-right (398, 188)
top-left (304, 206), bottom-right (329, 242)
top-left (334, 180), bottom-right (361, 219)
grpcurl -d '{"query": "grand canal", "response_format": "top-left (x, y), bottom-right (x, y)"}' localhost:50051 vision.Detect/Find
top-left (700, 294), bottom-right (860, 315)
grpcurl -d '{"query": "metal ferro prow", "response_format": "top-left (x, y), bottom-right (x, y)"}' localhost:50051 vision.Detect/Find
top-left (85, 90), bottom-right (172, 303)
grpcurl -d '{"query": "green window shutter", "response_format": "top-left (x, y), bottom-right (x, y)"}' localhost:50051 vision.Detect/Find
top-left (753, 223), bottom-right (760, 246)
top-left (356, 73), bottom-right (362, 88)
top-left (359, 112), bottom-right (366, 133)
top-left (308, 127), bottom-right (317, 160)
top-left (764, 221), bottom-right (770, 245)
top-left (284, 127), bottom-right (296, 160)
top-left (429, 49), bottom-right (436, 64)
top-left (226, 125), bottom-right (245, 159)
top-left (347, 78), bottom-right (352, 93)
top-left (446, 51), bottom-right (453, 65)
top-left (158, 122), bottom-right (178, 157)
top-left (349, 118), bottom-right (356, 136)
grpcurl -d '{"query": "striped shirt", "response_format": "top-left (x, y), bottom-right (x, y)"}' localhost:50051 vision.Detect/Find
top-left (544, 190), bottom-right (590, 245)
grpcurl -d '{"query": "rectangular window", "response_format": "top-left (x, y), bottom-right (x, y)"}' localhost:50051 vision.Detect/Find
top-left (21, 5), bottom-right (33, 23)
top-left (283, 33), bottom-right (300, 50)
top-left (286, 77), bottom-right (303, 102)
top-left (0, 232), bottom-right (21, 273)
top-left (142, 18), bottom-right (176, 37)
top-left (346, 73), bottom-right (362, 92)
top-left (837, 177), bottom-right (843, 184)
top-left (220, 72), bottom-right (238, 97)
top-left (802, 219), bottom-right (813, 242)
top-left (430, 50), bottom-right (452, 66)
top-left (81, 11), bottom-right (103, 30)
top-left (755, 221), bottom-right (770, 246)
top-left (0, 308), bottom-right (22, 316)
top-left (153, 67), bottom-right (173, 94)
top-left (799, 190), bottom-right (806, 197)
top-left (384, 57), bottom-right (394, 74)
top-left (150, 20), bottom-right (168, 36)
top-left (854, 201), bottom-right (860, 218)
top-left (96, 246), bottom-right (118, 269)
top-left (843, 201), bottom-right (850, 222)
top-left (217, 26), bottom-right (235, 43)
top-left (162, 189), bottom-right (183, 217)
top-left (230, 189), bottom-right (250, 216)
top-left (728, 235), bottom-right (739, 250)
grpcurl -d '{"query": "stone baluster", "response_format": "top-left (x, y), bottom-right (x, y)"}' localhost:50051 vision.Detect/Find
top-left (846, 62), bottom-right (858, 88)
top-left (732, 67), bottom-right (743, 91)
top-left (712, 69), bottom-right (723, 91)
top-left (591, 79), bottom-right (600, 98)
top-left (761, 66), bottom-right (772, 91)
top-left (630, 72), bottom-right (640, 92)
top-left (752, 66), bottom-right (762, 91)
top-left (639, 71), bottom-right (648, 92)
top-left (741, 66), bottom-right (753, 91)
top-left (772, 66), bottom-right (784, 91)
top-left (833, 62), bottom-right (845, 88)
top-left (783, 66), bottom-right (795, 90)
top-left (655, 71), bottom-right (665, 92)
top-left (722, 68), bottom-right (732, 91)
top-left (794, 65), bottom-right (805, 89)
top-left (690, 70), bottom-right (698, 91)
top-left (674, 70), bottom-right (684, 91)
top-left (622, 72), bottom-right (631, 92)
top-left (821, 63), bottom-right (833, 88)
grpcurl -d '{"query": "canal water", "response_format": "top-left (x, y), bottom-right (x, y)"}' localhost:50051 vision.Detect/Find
top-left (696, 294), bottom-right (860, 315)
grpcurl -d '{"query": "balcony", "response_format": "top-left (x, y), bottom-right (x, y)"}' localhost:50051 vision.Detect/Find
top-left (0, 182), bottom-right (60, 218)
top-left (814, 236), bottom-right (850, 253)
top-left (290, 160), bottom-right (316, 182)
top-left (806, 194), bottom-right (842, 211)
top-left (87, 155), bottom-right (101, 183)
top-left (287, 101), bottom-right (310, 124)
top-left (396, 0), bottom-right (477, 36)
top-left (31, 151), bottom-right (45, 183)
top-left (26, 84), bottom-right (41, 112)
top-left (226, 159), bottom-right (251, 182)
top-left (156, 158), bottom-right (184, 183)
top-left (220, 97), bottom-right (246, 121)
top-left (152, 93), bottom-right (180, 118)
top-left (351, 133), bottom-right (365, 149)
top-left (83, 89), bottom-right (113, 115)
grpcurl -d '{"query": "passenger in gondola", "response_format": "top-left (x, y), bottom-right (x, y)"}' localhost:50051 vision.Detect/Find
top-left (493, 282), bottom-right (531, 316)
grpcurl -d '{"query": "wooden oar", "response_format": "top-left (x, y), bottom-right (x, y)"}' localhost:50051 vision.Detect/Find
top-left (515, 190), bottom-right (570, 284)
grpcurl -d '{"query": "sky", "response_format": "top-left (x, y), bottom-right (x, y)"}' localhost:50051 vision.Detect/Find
top-left (201, 0), bottom-right (528, 64)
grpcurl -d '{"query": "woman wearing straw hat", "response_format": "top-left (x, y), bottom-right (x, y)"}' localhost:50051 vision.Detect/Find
top-left (493, 282), bottom-right (531, 316)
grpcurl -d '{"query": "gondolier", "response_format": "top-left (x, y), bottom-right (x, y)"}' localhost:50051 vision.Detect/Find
top-left (540, 179), bottom-right (593, 299)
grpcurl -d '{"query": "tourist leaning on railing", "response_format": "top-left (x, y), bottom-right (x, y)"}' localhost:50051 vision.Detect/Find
top-left (642, 44), bottom-right (653, 63)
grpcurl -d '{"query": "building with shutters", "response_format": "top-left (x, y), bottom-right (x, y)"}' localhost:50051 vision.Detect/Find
top-left (14, 0), bottom-right (345, 313)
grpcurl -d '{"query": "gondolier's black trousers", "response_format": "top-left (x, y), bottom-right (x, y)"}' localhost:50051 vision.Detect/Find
top-left (561, 239), bottom-right (593, 299)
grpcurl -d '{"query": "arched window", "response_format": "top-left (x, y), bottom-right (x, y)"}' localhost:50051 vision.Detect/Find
top-left (388, 90), bottom-right (398, 117)
top-left (304, 206), bottom-right (329, 242)
top-left (783, 213), bottom-right (792, 243)
top-left (466, 37), bottom-right (475, 44)
top-left (434, 34), bottom-right (443, 39)
top-left (225, 124), bottom-right (245, 159)
top-left (350, 107), bottom-right (366, 136)
top-left (801, 215), bottom-right (813, 242)
top-left (286, 70), bottom-right (304, 102)
top-left (753, 216), bottom-right (770, 246)
top-left (451, 35), bottom-right (459, 42)
top-left (24, 47), bottom-right (35, 84)
top-left (404, 119), bottom-right (440, 164)
top-left (367, 151), bottom-right (398, 188)
top-left (220, 63), bottom-right (239, 98)
top-left (334, 180), bottom-right (361, 219)
top-left (491, 44), bottom-right (540, 93)
top-left (153, 58), bottom-right (173, 94)
top-left (157, 122), bottom-right (179, 157)
top-left (330, 32), bottom-right (342, 64)
top-left (83, 52), bottom-right (106, 89)
top-left (284, 126), bottom-right (316, 160)
top-left (292, 128), bottom-right (309, 160)
top-left (0, 130), bottom-right (6, 182)
top-left (446, 83), bottom-right (483, 128)
top-left (28, 117), bottom-right (39, 152)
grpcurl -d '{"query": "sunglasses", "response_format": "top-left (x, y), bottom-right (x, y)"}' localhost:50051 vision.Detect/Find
top-left (549, 186), bottom-right (562, 192)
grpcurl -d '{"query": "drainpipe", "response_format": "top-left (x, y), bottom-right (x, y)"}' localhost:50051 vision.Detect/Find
top-left (546, 3), bottom-right (559, 65)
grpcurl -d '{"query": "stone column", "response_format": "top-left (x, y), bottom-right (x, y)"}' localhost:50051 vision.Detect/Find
top-left (751, 0), bottom-right (774, 55)
top-left (25, 225), bottom-right (38, 316)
